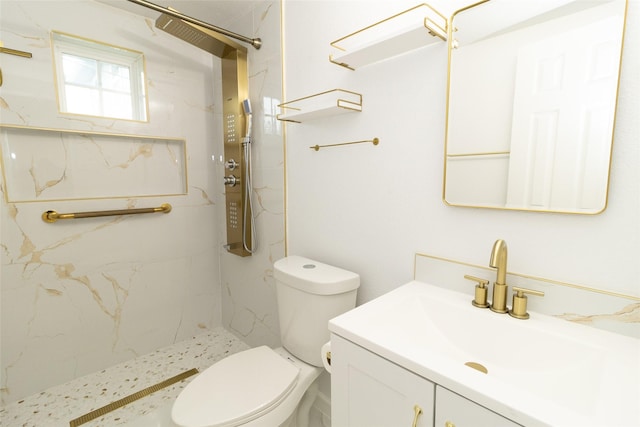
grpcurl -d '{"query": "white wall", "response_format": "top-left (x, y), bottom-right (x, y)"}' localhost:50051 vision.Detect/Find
top-left (283, 0), bottom-right (639, 307)
top-left (0, 0), bottom-right (222, 403)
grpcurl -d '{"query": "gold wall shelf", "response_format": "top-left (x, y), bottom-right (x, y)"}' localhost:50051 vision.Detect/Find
top-left (329, 3), bottom-right (447, 70)
top-left (277, 89), bottom-right (362, 123)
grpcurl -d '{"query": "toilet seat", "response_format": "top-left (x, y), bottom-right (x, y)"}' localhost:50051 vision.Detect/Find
top-left (172, 346), bottom-right (300, 427)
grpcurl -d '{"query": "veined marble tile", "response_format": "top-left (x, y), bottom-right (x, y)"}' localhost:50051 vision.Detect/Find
top-left (0, 126), bottom-right (187, 202)
top-left (0, 328), bottom-right (249, 427)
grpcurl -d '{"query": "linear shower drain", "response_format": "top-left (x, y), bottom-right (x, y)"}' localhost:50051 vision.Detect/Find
top-left (69, 368), bottom-right (198, 427)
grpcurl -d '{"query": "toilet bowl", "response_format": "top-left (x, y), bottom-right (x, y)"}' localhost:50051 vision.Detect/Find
top-left (172, 347), bottom-right (321, 427)
top-left (171, 256), bottom-right (360, 427)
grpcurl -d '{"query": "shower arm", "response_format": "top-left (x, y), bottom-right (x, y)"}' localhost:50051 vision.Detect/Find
top-left (126, 0), bottom-right (262, 49)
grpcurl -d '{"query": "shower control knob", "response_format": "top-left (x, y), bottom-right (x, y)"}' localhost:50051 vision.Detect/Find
top-left (224, 175), bottom-right (240, 187)
top-left (225, 159), bottom-right (238, 170)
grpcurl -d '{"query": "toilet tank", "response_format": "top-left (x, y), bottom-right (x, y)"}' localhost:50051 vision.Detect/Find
top-left (274, 256), bottom-right (360, 367)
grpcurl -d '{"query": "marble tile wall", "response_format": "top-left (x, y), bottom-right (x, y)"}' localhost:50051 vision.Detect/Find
top-left (0, 0), bottom-right (226, 404)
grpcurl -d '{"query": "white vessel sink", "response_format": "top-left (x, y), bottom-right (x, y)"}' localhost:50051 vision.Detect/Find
top-left (329, 281), bottom-right (640, 426)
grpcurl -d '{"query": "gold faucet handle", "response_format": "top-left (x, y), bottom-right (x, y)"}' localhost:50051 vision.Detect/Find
top-left (464, 275), bottom-right (490, 308)
top-left (509, 286), bottom-right (544, 320)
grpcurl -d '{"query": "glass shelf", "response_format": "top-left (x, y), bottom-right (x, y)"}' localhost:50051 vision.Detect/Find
top-left (277, 89), bottom-right (362, 123)
top-left (329, 3), bottom-right (447, 70)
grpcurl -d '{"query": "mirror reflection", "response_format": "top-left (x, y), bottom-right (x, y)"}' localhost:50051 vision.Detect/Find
top-left (443, 0), bottom-right (627, 214)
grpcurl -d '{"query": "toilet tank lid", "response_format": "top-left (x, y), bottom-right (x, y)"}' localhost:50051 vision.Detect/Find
top-left (274, 256), bottom-right (360, 295)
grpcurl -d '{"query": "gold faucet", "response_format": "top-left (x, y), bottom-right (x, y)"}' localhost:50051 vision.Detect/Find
top-left (489, 239), bottom-right (508, 313)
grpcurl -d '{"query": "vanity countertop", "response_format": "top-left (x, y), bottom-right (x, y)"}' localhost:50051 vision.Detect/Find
top-left (329, 280), bottom-right (640, 427)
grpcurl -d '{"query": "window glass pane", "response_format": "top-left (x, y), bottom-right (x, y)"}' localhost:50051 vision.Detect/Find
top-left (62, 54), bottom-right (98, 86)
top-left (102, 91), bottom-right (132, 119)
top-left (53, 32), bottom-right (148, 121)
top-left (65, 86), bottom-right (100, 115)
top-left (101, 62), bottom-right (131, 92)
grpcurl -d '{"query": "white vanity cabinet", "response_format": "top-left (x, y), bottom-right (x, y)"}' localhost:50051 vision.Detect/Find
top-left (331, 335), bottom-right (435, 427)
top-left (435, 386), bottom-right (522, 427)
top-left (331, 334), bottom-right (522, 427)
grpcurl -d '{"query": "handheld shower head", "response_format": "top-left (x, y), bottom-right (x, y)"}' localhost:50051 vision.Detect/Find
top-left (242, 98), bottom-right (252, 142)
top-left (242, 98), bottom-right (252, 116)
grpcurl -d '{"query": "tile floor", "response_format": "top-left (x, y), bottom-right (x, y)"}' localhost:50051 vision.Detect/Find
top-left (0, 327), bottom-right (249, 427)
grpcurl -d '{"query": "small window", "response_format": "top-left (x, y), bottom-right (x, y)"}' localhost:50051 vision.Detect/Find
top-left (52, 32), bottom-right (148, 121)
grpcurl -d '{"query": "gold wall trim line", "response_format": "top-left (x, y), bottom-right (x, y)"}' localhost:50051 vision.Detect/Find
top-left (69, 368), bottom-right (198, 427)
top-left (43, 203), bottom-right (172, 223)
top-left (414, 252), bottom-right (640, 302)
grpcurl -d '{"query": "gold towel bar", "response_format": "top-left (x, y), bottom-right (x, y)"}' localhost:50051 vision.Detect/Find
top-left (310, 137), bottom-right (379, 151)
top-left (42, 203), bottom-right (172, 223)
top-left (0, 47), bottom-right (33, 58)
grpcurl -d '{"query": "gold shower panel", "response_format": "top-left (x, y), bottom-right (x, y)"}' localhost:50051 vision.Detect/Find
top-left (155, 10), bottom-right (253, 256)
top-left (221, 48), bottom-right (252, 257)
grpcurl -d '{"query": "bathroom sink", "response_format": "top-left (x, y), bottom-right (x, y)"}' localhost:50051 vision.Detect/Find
top-left (329, 280), bottom-right (640, 427)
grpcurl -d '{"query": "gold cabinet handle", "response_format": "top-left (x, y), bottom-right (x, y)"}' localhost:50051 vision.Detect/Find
top-left (411, 405), bottom-right (423, 427)
top-left (445, 422), bottom-right (456, 427)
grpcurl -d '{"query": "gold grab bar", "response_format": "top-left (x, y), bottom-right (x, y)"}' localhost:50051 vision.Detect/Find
top-left (310, 137), bottom-right (379, 151)
top-left (0, 46), bottom-right (33, 58)
top-left (42, 203), bottom-right (172, 223)
top-left (0, 45), bottom-right (33, 87)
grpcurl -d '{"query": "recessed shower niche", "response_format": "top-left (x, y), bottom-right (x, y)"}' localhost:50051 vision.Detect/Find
top-left (0, 125), bottom-right (187, 202)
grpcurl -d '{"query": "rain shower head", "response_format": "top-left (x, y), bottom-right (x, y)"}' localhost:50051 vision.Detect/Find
top-left (156, 12), bottom-right (247, 58)
top-left (127, 0), bottom-right (260, 54)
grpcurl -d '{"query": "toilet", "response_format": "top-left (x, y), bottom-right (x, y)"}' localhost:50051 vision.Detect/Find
top-left (171, 256), bottom-right (360, 427)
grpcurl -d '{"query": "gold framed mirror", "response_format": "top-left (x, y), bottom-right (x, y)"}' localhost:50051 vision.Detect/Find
top-left (443, 0), bottom-right (628, 214)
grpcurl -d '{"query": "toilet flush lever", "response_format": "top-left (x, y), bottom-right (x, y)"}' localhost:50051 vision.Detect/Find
top-left (464, 275), bottom-right (490, 308)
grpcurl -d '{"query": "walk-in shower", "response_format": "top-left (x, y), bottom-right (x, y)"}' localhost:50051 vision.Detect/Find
top-left (128, 0), bottom-right (260, 256)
